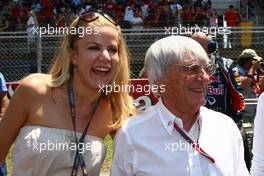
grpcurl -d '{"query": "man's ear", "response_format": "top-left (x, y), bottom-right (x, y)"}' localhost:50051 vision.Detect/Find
top-left (155, 79), bottom-right (166, 97)
top-left (69, 49), bottom-right (78, 65)
top-left (155, 78), bottom-right (166, 88)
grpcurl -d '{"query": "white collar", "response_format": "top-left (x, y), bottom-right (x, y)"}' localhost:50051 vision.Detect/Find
top-left (157, 99), bottom-right (202, 136)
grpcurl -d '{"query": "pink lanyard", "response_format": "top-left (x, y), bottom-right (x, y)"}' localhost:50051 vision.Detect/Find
top-left (173, 121), bottom-right (215, 163)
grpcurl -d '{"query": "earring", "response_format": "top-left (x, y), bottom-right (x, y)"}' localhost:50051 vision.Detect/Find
top-left (70, 64), bottom-right (77, 78)
top-left (73, 65), bottom-right (77, 73)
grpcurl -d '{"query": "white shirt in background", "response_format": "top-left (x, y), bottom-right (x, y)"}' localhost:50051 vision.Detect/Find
top-left (129, 16), bottom-right (143, 30)
top-left (141, 4), bottom-right (148, 19)
top-left (124, 6), bottom-right (134, 21)
top-left (26, 16), bottom-right (35, 34)
top-left (251, 93), bottom-right (264, 175)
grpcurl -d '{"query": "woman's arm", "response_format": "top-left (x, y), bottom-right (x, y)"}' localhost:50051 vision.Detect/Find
top-left (0, 76), bottom-right (37, 162)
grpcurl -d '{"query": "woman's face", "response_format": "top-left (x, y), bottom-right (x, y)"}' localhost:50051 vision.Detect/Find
top-left (71, 25), bottom-right (119, 90)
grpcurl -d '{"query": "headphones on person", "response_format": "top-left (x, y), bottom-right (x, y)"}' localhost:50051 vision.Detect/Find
top-left (208, 39), bottom-right (217, 54)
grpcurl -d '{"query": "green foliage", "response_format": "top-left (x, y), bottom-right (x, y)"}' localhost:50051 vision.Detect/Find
top-left (102, 135), bottom-right (113, 172)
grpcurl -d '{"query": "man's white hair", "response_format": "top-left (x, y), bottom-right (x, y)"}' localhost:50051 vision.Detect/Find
top-left (145, 35), bottom-right (209, 87)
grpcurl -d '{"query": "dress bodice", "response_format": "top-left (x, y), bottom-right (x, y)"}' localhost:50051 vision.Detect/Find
top-left (12, 125), bottom-right (106, 176)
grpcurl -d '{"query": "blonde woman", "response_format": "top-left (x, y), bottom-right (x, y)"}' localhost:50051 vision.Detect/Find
top-left (0, 11), bottom-right (134, 176)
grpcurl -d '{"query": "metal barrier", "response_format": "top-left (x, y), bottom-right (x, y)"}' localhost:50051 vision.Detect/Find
top-left (245, 98), bottom-right (259, 106)
top-left (0, 26), bottom-right (264, 82)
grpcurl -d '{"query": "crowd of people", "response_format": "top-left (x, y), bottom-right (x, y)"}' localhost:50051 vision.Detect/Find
top-left (0, 0), bottom-right (250, 32)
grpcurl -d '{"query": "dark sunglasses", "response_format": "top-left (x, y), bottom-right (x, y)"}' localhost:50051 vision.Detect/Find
top-left (77, 11), bottom-right (118, 27)
top-left (69, 11), bottom-right (118, 48)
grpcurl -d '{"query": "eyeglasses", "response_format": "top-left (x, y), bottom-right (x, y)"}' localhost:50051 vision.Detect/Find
top-left (77, 11), bottom-right (118, 27)
top-left (173, 63), bottom-right (217, 76)
top-left (70, 11), bottom-right (118, 48)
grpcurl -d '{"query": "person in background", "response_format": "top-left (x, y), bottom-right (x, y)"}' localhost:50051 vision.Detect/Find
top-left (0, 14), bottom-right (9, 32)
top-left (123, 2), bottom-right (136, 23)
top-left (224, 5), bottom-right (239, 27)
top-left (258, 72), bottom-right (264, 94)
top-left (0, 11), bottom-right (134, 175)
top-left (237, 49), bottom-right (263, 99)
top-left (0, 72), bottom-right (7, 120)
top-left (111, 35), bottom-right (249, 176)
top-left (0, 72), bottom-right (8, 176)
top-left (26, 10), bottom-right (38, 73)
top-left (192, 32), bottom-right (245, 123)
top-left (207, 8), bottom-right (218, 27)
top-left (182, 3), bottom-right (193, 26)
top-left (128, 8), bottom-right (144, 30)
top-left (191, 32), bottom-right (253, 170)
top-left (192, 6), bottom-right (207, 26)
top-left (55, 11), bottom-right (67, 28)
top-left (251, 92), bottom-right (264, 175)
top-left (169, 0), bottom-right (182, 26)
top-left (237, 49), bottom-right (263, 124)
top-left (103, 0), bottom-right (116, 20)
top-left (224, 5), bottom-right (240, 48)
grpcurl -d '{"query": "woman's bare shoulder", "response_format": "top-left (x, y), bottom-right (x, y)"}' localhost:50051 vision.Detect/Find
top-left (17, 73), bottom-right (52, 97)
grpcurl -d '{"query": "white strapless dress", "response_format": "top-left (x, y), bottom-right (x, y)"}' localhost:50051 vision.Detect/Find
top-left (12, 125), bottom-right (106, 176)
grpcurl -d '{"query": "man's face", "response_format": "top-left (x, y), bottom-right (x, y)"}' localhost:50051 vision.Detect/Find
top-left (160, 54), bottom-right (211, 112)
top-left (244, 59), bottom-right (253, 70)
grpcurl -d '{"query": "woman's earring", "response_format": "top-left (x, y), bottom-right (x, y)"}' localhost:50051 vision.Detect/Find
top-left (73, 65), bottom-right (77, 73)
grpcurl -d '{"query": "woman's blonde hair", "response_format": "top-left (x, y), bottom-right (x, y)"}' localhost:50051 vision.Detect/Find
top-left (45, 13), bottom-right (135, 129)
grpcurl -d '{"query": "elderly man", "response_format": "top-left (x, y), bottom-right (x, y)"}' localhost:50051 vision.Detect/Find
top-left (111, 36), bottom-right (249, 176)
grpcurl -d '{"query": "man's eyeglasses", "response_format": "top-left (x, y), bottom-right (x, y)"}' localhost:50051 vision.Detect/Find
top-left (173, 63), bottom-right (217, 76)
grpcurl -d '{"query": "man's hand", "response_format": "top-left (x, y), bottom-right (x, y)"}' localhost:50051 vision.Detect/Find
top-left (252, 60), bottom-right (261, 73)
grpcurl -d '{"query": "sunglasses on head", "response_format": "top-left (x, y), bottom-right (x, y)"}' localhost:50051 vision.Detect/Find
top-left (76, 11), bottom-right (118, 28)
top-left (69, 11), bottom-right (118, 48)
